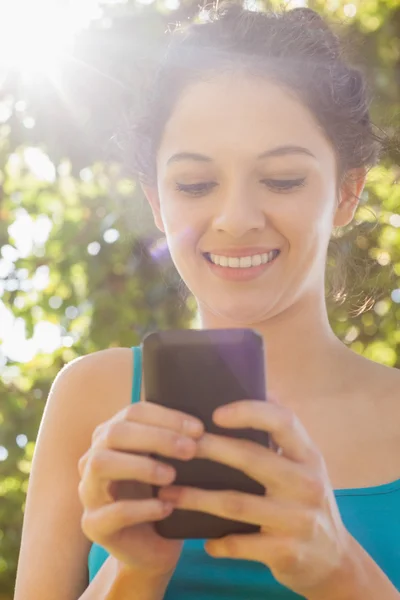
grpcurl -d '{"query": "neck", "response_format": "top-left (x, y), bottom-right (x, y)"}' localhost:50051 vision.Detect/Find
top-left (197, 292), bottom-right (353, 411)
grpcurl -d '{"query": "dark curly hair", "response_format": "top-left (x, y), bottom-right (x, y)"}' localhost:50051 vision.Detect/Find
top-left (126, 3), bottom-right (383, 186)
top-left (119, 2), bottom-right (391, 310)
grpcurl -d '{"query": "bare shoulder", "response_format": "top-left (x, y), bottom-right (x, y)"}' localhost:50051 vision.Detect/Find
top-left (62, 345), bottom-right (133, 378)
top-left (358, 356), bottom-right (400, 396)
top-left (42, 345), bottom-right (136, 463)
top-left (371, 360), bottom-right (400, 417)
top-left (57, 346), bottom-right (135, 425)
top-left (353, 353), bottom-right (400, 431)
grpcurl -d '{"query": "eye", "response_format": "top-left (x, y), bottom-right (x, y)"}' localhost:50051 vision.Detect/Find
top-left (175, 182), bottom-right (217, 196)
top-left (174, 177), bottom-right (306, 197)
top-left (262, 178), bottom-right (306, 192)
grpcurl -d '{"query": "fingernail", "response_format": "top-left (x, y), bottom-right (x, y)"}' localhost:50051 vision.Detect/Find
top-left (177, 436), bottom-right (196, 455)
top-left (184, 418), bottom-right (203, 436)
top-left (161, 501), bottom-right (174, 514)
top-left (156, 464), bottom-right (175, 483)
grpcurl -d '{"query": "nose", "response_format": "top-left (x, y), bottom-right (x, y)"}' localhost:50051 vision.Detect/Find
top-left (211, 183), bottom-right (266, 238)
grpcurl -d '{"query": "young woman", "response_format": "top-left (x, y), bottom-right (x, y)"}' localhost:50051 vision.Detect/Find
top-left (14, 4), bottom-right (400, 600)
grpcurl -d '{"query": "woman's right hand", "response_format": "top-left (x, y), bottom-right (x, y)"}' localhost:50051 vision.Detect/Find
top-left (78, 402), bottom-right (204, 578)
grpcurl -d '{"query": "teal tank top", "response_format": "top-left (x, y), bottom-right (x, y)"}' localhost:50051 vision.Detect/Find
top-left (88, 346), bottom-right (400, 597)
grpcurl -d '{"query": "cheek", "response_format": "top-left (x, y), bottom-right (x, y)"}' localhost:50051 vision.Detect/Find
top-left (277, 191), bottom-right (335, 260)
top-left (160, 200), bottom-right (184, 238)
top-left (160, 200), bottom-right (204, 258)
top-left (292, 181), bottom-right (335, 230)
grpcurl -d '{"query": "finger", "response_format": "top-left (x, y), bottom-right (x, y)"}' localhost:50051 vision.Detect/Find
top-left (90, 403), bottom-right (204, 452)
top-left (81, 498), bottom-right (174, 541)
top-left (102, 420), bottom-right (198, 460)
top-left (213, 400), bottom-right (317, 463)
top-left (78, 450), bottom-right (177, 509)
top-left (205, 532), bottom-right (301, 570)
top-left (159, 486), bottom-right (315, 537)
top-left (125, 402), bottom-right (204, 438)
top-left (78, 450), bottom-right (90, 479)
top-left (194, 432), bottom-right (314, 499)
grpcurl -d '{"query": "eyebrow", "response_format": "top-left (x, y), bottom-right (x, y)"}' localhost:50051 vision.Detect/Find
top-left (166, 145), bottom-right (316, 166)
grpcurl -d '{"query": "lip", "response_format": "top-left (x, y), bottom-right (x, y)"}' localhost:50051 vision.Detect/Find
top-left (203, 247), bottom-right (279, 257)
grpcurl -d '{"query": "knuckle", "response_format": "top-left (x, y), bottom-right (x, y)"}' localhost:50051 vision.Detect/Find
top-left (91, 423), bottom-right (106, 445)
top-left (78, 453), bottom-right (88, 478)
top-left (307, 445), bottom-right (325, 468)
top-left (77, 480), bottom-right (87, 504)
top-left (316, 452), bottom-right (329, 475)
top-left (274, 540), bottom-right (300, 572)
top-left (305, 475), bottom-right (326, 506)
top-left (105, 421), bottom-right (125, 447)
top-left (298, 510), bottom-right (317, 540)
top-left (126, 402), bottom-right (145, 421)
top-left (88, 450), bottom-right (107, 476)
top-left (280, 409), bottom-right (296, 432)
top-left (80, 511), bottom-right (94, 540)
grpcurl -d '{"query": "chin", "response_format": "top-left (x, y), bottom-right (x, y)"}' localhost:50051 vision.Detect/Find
top-left (205, 296), bottom-right (275, 327)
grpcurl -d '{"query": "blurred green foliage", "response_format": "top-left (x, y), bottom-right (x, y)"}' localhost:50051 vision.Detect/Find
top-left (0, 0), bottom-right (399, 597)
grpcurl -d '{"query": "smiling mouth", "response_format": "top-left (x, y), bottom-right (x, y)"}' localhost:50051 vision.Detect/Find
top-left (203, 249), bottom-right (280, 268)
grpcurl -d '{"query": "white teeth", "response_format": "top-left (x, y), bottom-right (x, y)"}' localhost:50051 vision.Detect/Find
top-left (239, 256), bottom-right (252, 268)
top-left (228, 257), bottom-right (240, 268)
top-left (208, 251), bottom-right (278, 268)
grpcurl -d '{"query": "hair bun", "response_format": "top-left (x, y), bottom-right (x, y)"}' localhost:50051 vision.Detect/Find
top-left (287, 7), bottom-right (341, 60)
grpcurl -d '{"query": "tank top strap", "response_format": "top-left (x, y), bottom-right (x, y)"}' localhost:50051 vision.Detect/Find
top-left (131, 346), bottom-right (142, 404)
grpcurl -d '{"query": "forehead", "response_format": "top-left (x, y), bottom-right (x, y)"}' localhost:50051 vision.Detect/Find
top-left (157, 74), bottom-right (335, 168)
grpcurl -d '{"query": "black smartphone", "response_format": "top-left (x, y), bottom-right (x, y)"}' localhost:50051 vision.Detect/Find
top-left (142, 328), bottom-right (271, 540)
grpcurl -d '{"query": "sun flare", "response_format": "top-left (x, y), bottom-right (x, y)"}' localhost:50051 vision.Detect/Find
top-left (0, 0), bottom-right (95, 75)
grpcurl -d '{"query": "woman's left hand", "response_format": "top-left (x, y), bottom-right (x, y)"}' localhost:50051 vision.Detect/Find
top-left (159, 397), bottom-right (357, 599)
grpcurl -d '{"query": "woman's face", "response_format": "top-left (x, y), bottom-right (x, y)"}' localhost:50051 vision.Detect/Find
top-left (147, 74), bottom-right (359, 325)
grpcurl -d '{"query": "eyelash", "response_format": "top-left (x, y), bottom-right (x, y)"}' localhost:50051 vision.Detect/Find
top-left (174, 178), bottom-right (306, 196)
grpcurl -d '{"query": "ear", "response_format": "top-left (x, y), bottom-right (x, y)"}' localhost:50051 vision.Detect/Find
top-left (140, 182), bottom-right (165, 233)
top-left (333, 168), bottom-right (367, 227)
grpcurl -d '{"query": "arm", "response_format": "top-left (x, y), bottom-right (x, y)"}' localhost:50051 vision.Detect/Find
top-left (79, 555), bottom-right (171, 600)
top-left (305, 534), bottom-right (400, 600)
top-left (14, 348), bottom-right (169, 600)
